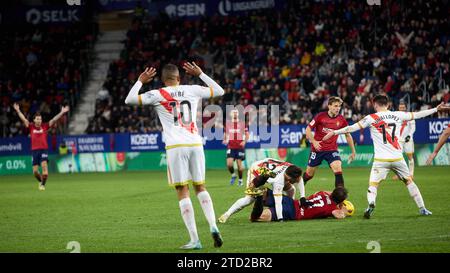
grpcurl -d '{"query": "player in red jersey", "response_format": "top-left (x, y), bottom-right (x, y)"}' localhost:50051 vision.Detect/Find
top-left (13, 103), bottom-right (69, 191)
top-left (426, 123), bottom-right (450, 165)
top-left (250, 187), bottom-right (352, 221)
top-left (223, 109), bottom-right (249, 186)
top-left (303, 97), bottom-right (356, 189)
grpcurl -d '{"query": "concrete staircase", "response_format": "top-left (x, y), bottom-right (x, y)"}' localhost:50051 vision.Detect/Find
top-left (68, 11), bottom-right (132, 135)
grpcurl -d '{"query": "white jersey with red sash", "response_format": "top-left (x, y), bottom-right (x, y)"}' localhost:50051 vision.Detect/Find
top-left (138, 85), bottom-right (214, 148)
top-left (358, 111), bottom-right (414, 160)
top-left (399, 119), bottom-right (416, 141)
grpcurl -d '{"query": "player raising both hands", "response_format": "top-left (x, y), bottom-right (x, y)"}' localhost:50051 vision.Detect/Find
top-left (13, 103), bottom-right (69, 191)
top-left (125, 62), bottom-right (224, 250)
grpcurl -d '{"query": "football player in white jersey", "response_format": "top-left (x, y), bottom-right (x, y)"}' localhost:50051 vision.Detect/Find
top-left (323, 94), bottom-right (448, 218)
top-left (392, 101), bottom-right (416, 179)
top-left (125, 63), bottom-right (224, 249)
top-left (218, 158), bottom-right (309, 223)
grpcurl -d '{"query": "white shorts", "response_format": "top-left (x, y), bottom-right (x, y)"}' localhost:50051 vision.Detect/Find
top-left (369, 159), bottom-right (411, 184)
top-left (401, 140), bottom-right (414, 154)
top-left (166, 145), bottom-right (205, 187)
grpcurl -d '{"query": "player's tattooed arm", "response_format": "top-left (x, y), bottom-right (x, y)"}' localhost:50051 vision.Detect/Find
top-left (13, 103), bottom-right (30, 127)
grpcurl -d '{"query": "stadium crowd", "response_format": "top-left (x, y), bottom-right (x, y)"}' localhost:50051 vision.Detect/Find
top-left (0, 22), bottom-right (98, 138)
top-left (1, 1), bottom-right (448, 137)
top-left (87, 0), bottom-right (449, 134)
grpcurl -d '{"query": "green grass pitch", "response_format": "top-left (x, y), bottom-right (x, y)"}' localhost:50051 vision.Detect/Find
top-left (1, 167), bottom-right (449, 253)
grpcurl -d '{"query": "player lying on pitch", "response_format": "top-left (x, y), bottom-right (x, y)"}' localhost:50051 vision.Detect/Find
top-left (218, 158), bottom-right (310, 223)
top-left (250, 187), bottom-right (354, 222)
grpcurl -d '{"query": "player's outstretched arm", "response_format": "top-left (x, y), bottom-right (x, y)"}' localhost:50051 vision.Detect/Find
top-left (125, 67), bottom-right (157, 105)
top-left (323, 121), bottom-right (366, 141)
top-left (13, 103), bottom-right (30, 127)
top-left (183, 62), bottom-right (224, 97)
top-left (49, 106), bottom-right (69, 127)
top-left (409, 102), bottom-right (449, 120)
top-left (426, 126), bottom-right (450, 165)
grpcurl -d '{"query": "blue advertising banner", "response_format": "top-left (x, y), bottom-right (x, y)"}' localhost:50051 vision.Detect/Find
top-left (1, 118), bottom-right (448, 156)
top-left (0, 136), bottom-right (31, 156)
top-left (57, 134), bottom-right (112, 153)
top-left (414, 118), bottom-right (450, 143)
top-left (129, 132), bottom-right (164, 151)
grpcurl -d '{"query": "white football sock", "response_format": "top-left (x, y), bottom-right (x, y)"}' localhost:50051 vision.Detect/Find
top-left (179, 198), bottom-right (199, 243)
top-left (225, 195), bottom-right (255, 217)
top-left (367, 186), bottom-right (378, 205)
top-left (408, 158), bottom-right (415, 177)
top-left (407, 182), bottom-right (425, 208)
top-left (231, 173), bottom-right (237, 178)
top-left (197, 191), bottom-right (218, 231)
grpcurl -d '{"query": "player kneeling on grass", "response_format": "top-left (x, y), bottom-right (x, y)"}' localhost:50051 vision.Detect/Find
top-left (323, 95), bottom-right (450, 218)
top-left (218, 158), bottom-right (310, 223)
top-left (250, 187), bottom-right (353, 222)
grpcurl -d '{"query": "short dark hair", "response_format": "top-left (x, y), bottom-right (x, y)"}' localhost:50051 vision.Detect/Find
top-left (328, 96), bottom-right (343, 105)
top-left (162, 64), bottom-right (179, 83)
top-left (372, 94), bottom-right (389, 107)
top-left (33, 112), bottom-right (42, 119)
top-left (285, 165), bottom-right (302, 180)
top-left (331, 187), bottom-right (348, 204)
